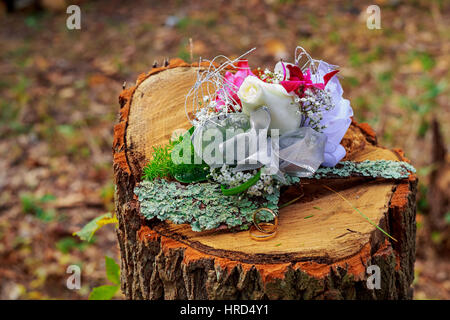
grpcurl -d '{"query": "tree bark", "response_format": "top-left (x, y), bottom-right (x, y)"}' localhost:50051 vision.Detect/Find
top-left (113, 60), bottom-right (417, 300)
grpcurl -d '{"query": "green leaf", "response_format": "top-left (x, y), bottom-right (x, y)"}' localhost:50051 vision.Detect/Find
top-left (73, 213), bottom-right (113, 242)
top-left (174, 169), bottom-right (208, 183)
top-left (221, 170), bottom-right (261, 196)
top-left (89, 285), bottom-right (118, 300)
top-left (105, 256), bottom-right (120, 286)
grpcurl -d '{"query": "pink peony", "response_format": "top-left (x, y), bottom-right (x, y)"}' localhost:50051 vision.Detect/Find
top-left (215, 60), bottom-right (255, 112)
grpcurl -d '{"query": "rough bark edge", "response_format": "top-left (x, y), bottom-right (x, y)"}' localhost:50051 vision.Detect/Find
top-left (117, 168), bottom-right (416, 300)
top-left (113, 59), bottom-right (230, 299)
top-left (113, 62), bottom-right (417, 299)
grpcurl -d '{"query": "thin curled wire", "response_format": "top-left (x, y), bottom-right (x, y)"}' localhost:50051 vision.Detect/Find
top-left (185, 46), bottom-right (341, 125)
top-left (184, 48), bottom-right (257, 125)
top-left (294, 46), bottom-right (339, 83)
top-left (295, 45), bottom-right (316, 71)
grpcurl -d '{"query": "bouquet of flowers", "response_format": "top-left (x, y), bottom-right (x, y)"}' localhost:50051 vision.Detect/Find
top-left (187, 47), bottom-right (353, 191)
top-left (135, 47), bottom-right (414, 236)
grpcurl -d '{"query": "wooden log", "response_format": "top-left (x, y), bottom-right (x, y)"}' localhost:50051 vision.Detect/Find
top-left (113, 60), bottom-right (417, 300)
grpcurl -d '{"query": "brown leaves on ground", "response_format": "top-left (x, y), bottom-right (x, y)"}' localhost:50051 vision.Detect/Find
top-left (0, 0), bottom-right (449, 299)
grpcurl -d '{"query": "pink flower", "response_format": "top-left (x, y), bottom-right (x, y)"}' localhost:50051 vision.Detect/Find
top-left (215, 60), bottom-right (255, 112)
top-left (279, 64), bottom-right (339, 96)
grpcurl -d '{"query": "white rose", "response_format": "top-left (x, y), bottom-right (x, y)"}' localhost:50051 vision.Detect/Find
top-left (237, 76), bottom-right (301, 135)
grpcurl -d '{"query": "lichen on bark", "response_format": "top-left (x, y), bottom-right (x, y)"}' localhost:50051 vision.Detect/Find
top-left (310, 160), bottom-right (415, 179)
top-left (135, 161), bottom-right (415, 231)
top-left (135, 179), bottom-right (280, 231)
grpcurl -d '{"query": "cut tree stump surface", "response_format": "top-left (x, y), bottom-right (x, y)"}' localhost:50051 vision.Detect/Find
top-left (113, 60), bottom-right (417, 299)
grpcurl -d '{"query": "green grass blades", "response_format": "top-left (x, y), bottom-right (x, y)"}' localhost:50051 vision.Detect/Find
top-left (323, 185), bottom-right (397, 242)
top-left (142, 143), bottom-right (176, 181)
top-left (142, 126), bottom-right (209, 183)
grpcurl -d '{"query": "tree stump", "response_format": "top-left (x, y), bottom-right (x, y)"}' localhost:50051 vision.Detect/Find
top-left (113, 60), bottom-right (417, 300)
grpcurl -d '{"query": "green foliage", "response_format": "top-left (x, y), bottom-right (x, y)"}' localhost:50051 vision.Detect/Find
top-left (25, 12), bottom-right (47, 30)
top-left (349, 45), bottom-right (384, 68)
top-left (142, 128), bottom-right (208, 183)
top-left (73, 212), bottom-right (117, 242)
top-left (89, 256), bottom-right (120, 300)
top-left (20, 193), bottom-right (56, 222)
top-left (105, 256), bottom-right (120, 286)
top-left (408, 50), bottom-right (436, 71)
top-left (417, 118), bottom-right (429, 138)
top-left (142, 142), bottom-right (176, 181)
top-left (56, 124), bottom-right (76, 137)
top-left (56, 237), bottom-right (89, 254)
top-left (0, 72), bottom-right (33, 138)
top-left (399, 75), bottom-right (446, 137)
top-left (171, 128), bottom-right (209, 183)
top-left (89, 285), bottom-right (118, 300)
top-left (344, 76), bottom-right (360, 88)
top-left (174, 168), bottom-right (209, 183)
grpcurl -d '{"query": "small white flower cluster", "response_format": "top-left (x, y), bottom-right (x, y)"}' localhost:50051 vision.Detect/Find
top-left (192, 96), bottom-right (227, 127)
top-left (259, 68), bottom-right (284, 84)
top-left (247, 170), bottom-right (276, 196)
top-left (296, 88), bottom-right (334, 132)
top-left (192, 105), bottom-right (211, 127)
top-left (210, 165), bottom-right (279, 197)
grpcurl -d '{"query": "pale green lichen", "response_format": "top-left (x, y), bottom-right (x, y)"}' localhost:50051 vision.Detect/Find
top-left (310, 160), bottom-right (415, 179)
top-left (135, 179), bottom-right (280, 232)
top-left (135, 161), bottom-right (414, 231)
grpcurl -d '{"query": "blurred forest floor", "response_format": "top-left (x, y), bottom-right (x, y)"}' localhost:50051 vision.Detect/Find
top-left (0, 0), bottom-right (449, 299)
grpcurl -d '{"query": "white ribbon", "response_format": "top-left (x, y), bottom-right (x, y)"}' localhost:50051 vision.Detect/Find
top-left (192, 108), bottom-right (327, 180)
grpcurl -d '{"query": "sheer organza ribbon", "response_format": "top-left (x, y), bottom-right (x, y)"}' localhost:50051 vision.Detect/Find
top-left (192, 107), bottom-right (327, 180)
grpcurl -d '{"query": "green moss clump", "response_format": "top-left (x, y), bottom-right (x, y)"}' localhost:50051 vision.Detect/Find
top-left (141, 129), bottom-right (208, 182)
top-left (141, 142), bottom-right (176, 181)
